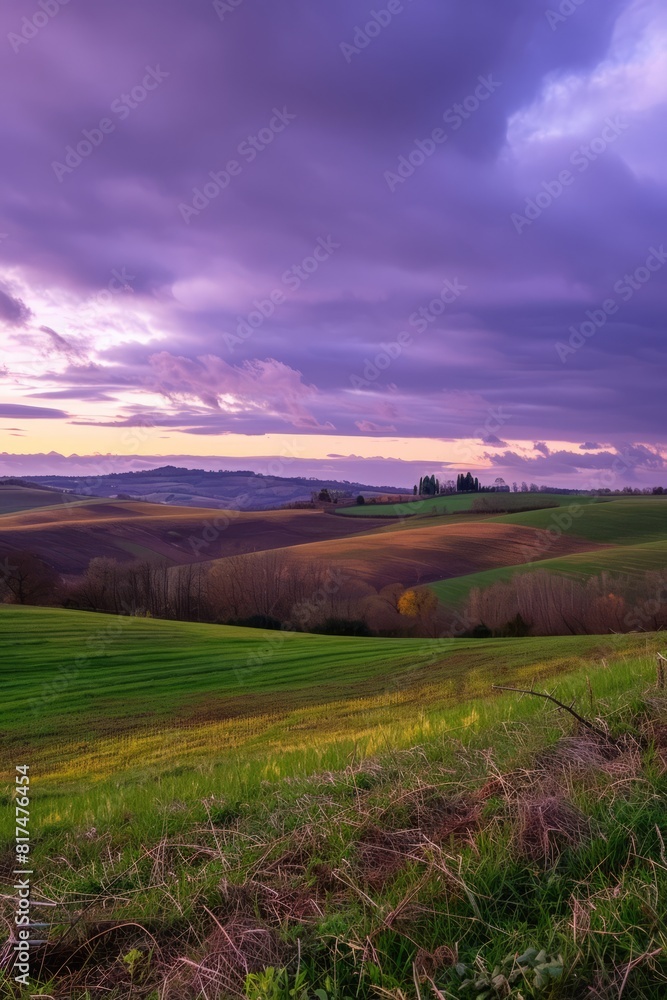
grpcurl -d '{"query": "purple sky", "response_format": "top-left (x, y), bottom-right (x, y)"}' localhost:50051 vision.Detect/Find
top-left (0, 0), bottom-right (666, 489)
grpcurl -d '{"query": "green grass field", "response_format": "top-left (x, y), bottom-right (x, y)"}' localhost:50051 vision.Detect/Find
top-left (336, 492), bottom-right (601, 518)
top-left (2, 495), bottom-right (667, 997)
top-left (1, 607), bottom-right (667, 997)
top-left (422, 499), bottom-right (667, 607)
top-left (431, 538), bottom-right (667, 607)
top-left (0, 606), bottom-right (647, 777)
top-left (0, 485), bottom-right (88, 515)
top-left (496, 497), bottom-right (667, 544)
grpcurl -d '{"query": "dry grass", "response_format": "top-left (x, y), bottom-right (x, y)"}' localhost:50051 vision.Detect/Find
top-left (514, 795), bottom-right (591, 862)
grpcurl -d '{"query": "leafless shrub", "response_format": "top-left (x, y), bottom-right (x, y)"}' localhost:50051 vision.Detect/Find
top-left (207, 550), bottom-right (357, 629)
top-left (462, 568), bottom-right (667, 636)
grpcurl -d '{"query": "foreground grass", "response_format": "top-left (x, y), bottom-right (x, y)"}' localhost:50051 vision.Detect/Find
top-left (0, 607), bottom-right (657, 780)
top-left (1, 659), bottom-right (666, 997)
top-left (1, 607), bottom-right (666, 997)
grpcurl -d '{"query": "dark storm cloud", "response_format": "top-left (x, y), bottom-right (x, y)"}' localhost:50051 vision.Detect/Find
top-left (0, 0), bottom-right (664, 470)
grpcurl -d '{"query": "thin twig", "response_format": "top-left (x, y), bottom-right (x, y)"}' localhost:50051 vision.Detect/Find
top-left (493, 685), bottom-right (616, 744)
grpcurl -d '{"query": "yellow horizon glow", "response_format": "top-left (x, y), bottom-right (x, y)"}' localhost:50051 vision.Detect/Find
top-left (0, 421), bottom-right (610, 472)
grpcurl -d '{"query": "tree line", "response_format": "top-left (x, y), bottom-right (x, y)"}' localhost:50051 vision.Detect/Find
top-left (2, 548), bottom-right (666, 640)
top-left (413, 473), bottom-right (509, 495)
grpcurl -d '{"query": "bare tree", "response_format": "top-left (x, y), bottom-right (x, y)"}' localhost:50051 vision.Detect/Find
top-left (0, 550), bottom-right (61, 606)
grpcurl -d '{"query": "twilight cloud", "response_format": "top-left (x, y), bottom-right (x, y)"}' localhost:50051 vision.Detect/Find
top-left (0, 0), bottom-right (664, 487)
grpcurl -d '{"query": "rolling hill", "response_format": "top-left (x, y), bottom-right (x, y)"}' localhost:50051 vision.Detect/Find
top-left (495, 496), bottom-right (667, 544)
top-left (335, 491), bottom-right (602, 518)
top-left (26, 465), bottom-right (407, 510)
top-left (0, 495), bottom-right (387, 574)
top-left (0, 481), bottom-right (87, 514)
top-left (423, 499), bottom-right (667, 606)
top-left (204, 518), bottom-right (607, 589)
top-left (1, 605), bottom-right (659, 776)
top-left (431, 538), bottom-right (667, 607)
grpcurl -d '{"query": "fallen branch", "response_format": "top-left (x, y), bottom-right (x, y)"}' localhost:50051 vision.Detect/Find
top-left (492, 685), bottom-right (616, 744)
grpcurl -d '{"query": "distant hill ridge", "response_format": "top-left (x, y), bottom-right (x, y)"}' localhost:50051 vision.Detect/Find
top-left (22, 465), bottom-right (407, 511)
